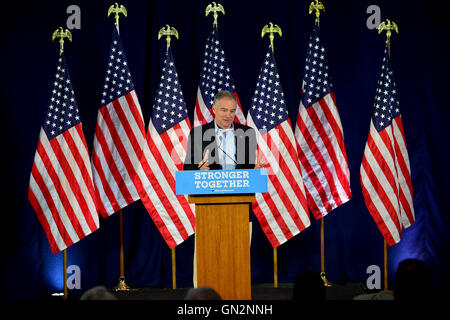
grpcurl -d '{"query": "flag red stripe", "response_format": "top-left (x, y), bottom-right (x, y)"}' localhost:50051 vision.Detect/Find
top-left (145, 134), bottom-right (191, 237)
top-left (111, 99), bottom-right (145, 163)
top-left (28, 186), bottom-right (63, 254)
top-left (157, 130), bottom-right (194, 216)
top-left (361, 152), bottom-right (401, 231)
top-left (296, 114), bottom-right (337, 217)
top-left (303, 107), bottom-right (345, 206)
top-left (137, 186), bottom-right (178, 248)
top-left (393, 117), bottom-right (414, 196)
top-left (37, 139), bottom-right (85, 239)
top-left (194, 97), bottom-right (208, 125)
top-left (328, 92), bottom-right (350, 163)
top-left (262, 130), bottom-right (308, 231)
top-left (124, 91), bottom-right (146, 135)
top-left (360, 172), bottom-right (397, 246)
top-left (61, 129), bottom-right (98, 231)
top-left (99, 105), bottom-right (137, 204)
top-left (48, 137), bottom-right (92, 230)
top-left (277, 124), bottom-right (310, 213)
top-left (317, 98), bottom-right (352, 197)
top-left (367, 131), bottom-right (399, 197)
top-left (170, 122), bottom-right (189, 171)
top-left (252, 200), bottom-right (282, 247)
top-left (30, 164), bottom-right (74, 252)
top-left (91, 145), bottom-right (121, 216)
top-left (31, 156), bottom-right (75, 244)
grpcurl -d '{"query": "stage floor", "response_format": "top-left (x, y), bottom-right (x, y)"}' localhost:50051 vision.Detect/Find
top-left (112, 282), bottom-right (366, 300)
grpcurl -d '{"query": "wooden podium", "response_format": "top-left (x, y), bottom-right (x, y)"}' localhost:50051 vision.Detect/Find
top-left (189, 194), bottom-right (255, 300)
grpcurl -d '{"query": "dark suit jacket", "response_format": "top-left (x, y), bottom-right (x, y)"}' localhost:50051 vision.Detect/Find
top-left (183, 121), bottom-right (257, 170)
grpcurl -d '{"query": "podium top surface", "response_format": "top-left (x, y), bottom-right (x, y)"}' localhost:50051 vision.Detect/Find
top-left (188, 194), bottom-right (256, 205)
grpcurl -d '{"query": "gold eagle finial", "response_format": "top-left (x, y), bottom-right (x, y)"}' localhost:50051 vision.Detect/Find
top-left (52, 27), bottom-right (72, 54)
top-left (309, 0), bottom-right (325, 26)
top-left (205, 2), bottom-right (225, 29)
top-left (158, 25), bottom-right (179, 51)
top-left (261, 22), bottom-right (282, 52)
top-left (378, 19), bottom-right (399, 46)
top-left (108, 3), bottom-right (127, 30)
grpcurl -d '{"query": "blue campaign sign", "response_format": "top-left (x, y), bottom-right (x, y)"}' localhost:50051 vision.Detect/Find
top-left (176, 169), bottom-right (268, 195)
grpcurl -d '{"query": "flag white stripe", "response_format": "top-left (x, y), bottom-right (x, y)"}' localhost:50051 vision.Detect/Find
top-left (254, 192), bottom-right (288, 244)
top-left (273, 122), bottom-right (310, 227)
top-left (29, 174), bottom-right (66, 251)
top-left (92, 135), bottom-right (128, 213)
top-left (98, 105), bottom-right (140, 201)
top-left (140, 145), bottom-right (185, 244)
top-left (366, 128), bottom-right (401, 215)
top-left (248, 115), bottom-right (310, 244)
top-left (146, 122), bottom-right (194, 235)
top-left (360, 165), bottom-right (401, 243)
top-left (194, 88), bottom-right (214, 127)
top-left (297, 100), bottom-right (349, 204)
top-left (40, 132), bottom-right (93, 236)
top-left (34, 140), bottom-right (81, 243)
top-left (392, 120), bottom-right (414, 227)
top-left (57, 129), bottom-right (98, 220)
top-left (166, 125), bottom-right (189, 170)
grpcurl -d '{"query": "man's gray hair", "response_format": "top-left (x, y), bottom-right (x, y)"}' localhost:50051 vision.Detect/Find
top-left (213, 90), bottom-right (237, 105)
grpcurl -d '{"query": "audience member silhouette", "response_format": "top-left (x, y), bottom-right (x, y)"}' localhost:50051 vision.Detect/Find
top-left (80, 285), bottom-right (117, 300)
top-left (393, 258), bottom-right (433, 301)
top-left (184, 287), bottom-right (222, 300)
top-left (292, 270), bottom-right (326, 301)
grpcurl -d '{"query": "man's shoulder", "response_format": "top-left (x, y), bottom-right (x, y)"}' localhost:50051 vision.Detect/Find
top-left (189, 121), bottom-right (215, 133)
top-left (234, 122), bottom-right (254, 131)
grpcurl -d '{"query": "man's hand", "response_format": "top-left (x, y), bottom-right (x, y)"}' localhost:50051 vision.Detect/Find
top-left (198, 149), bottom-right (210, 170)
top-left (254, 156), bottom-right (265, 169)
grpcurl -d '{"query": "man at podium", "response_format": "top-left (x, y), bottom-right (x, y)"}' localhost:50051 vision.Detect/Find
top-left (184, 90), bottom-right (262, 170)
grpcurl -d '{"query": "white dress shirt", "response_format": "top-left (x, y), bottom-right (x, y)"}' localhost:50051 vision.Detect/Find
top-left (214, 121), bottom-right (236, 170)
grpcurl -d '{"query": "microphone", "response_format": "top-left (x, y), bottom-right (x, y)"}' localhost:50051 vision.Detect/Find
top-left (218, 136), bottom-right (237, 165)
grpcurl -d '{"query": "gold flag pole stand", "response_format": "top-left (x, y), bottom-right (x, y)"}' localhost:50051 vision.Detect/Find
top-left (378, 18), bottom-right (398, 291)
top-left (261, 21), bottom-right (282, 288)
top-left (158, 24), bottom-right (180, 290)
top-left (51, 27), bottom-right (72, 300)
top-left (308, 0), bottom-right (333, 287)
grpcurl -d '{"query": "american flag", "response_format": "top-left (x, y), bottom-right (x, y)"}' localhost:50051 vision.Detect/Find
top-left (294, 22), bottom-right (351, 219)
top-left (145, 47), bottom-right (195, 247)
top-left (91, 26), bottom-right (149, 217)
top-left (246, 48), bottom-right (311, 247)
top-left (360, 46), bottom-right (414, 246)
top-left (28, 53), bottom-right (99, 254)
top-left (194, 27), bottom-right (245, 126)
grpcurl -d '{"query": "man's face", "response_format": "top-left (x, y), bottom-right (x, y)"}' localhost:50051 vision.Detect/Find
top-left (212, 97), bottom-right (236, 129)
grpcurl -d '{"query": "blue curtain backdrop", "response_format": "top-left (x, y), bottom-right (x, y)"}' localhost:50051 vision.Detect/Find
top-left (1, 0), bottom-right (449, 299)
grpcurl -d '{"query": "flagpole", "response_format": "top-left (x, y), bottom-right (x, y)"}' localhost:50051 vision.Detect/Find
top-left (172, 248), bottom-right (177, 289)
top-left (52, 28), bottom-right (71, 301)
top-left (63, 249), bottom-right (68, 300)
top-left (107, 3), bottom-right (132, 293)
top-left (114, 209), bottom-right (131, 291)
top-left (308, 1), bottom-right (332, 287)
top-left (377, 18), bottom-right (398, 291)
top-left (273, 248), bottom-right (278, 288)
top-left (157, 25), bottom-right (180, 291)
top-left (261, 21), bottom-right (282, 289)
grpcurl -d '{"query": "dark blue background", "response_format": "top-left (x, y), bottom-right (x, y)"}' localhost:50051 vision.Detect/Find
top-left (1, 0), bottom-right (449, 299)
